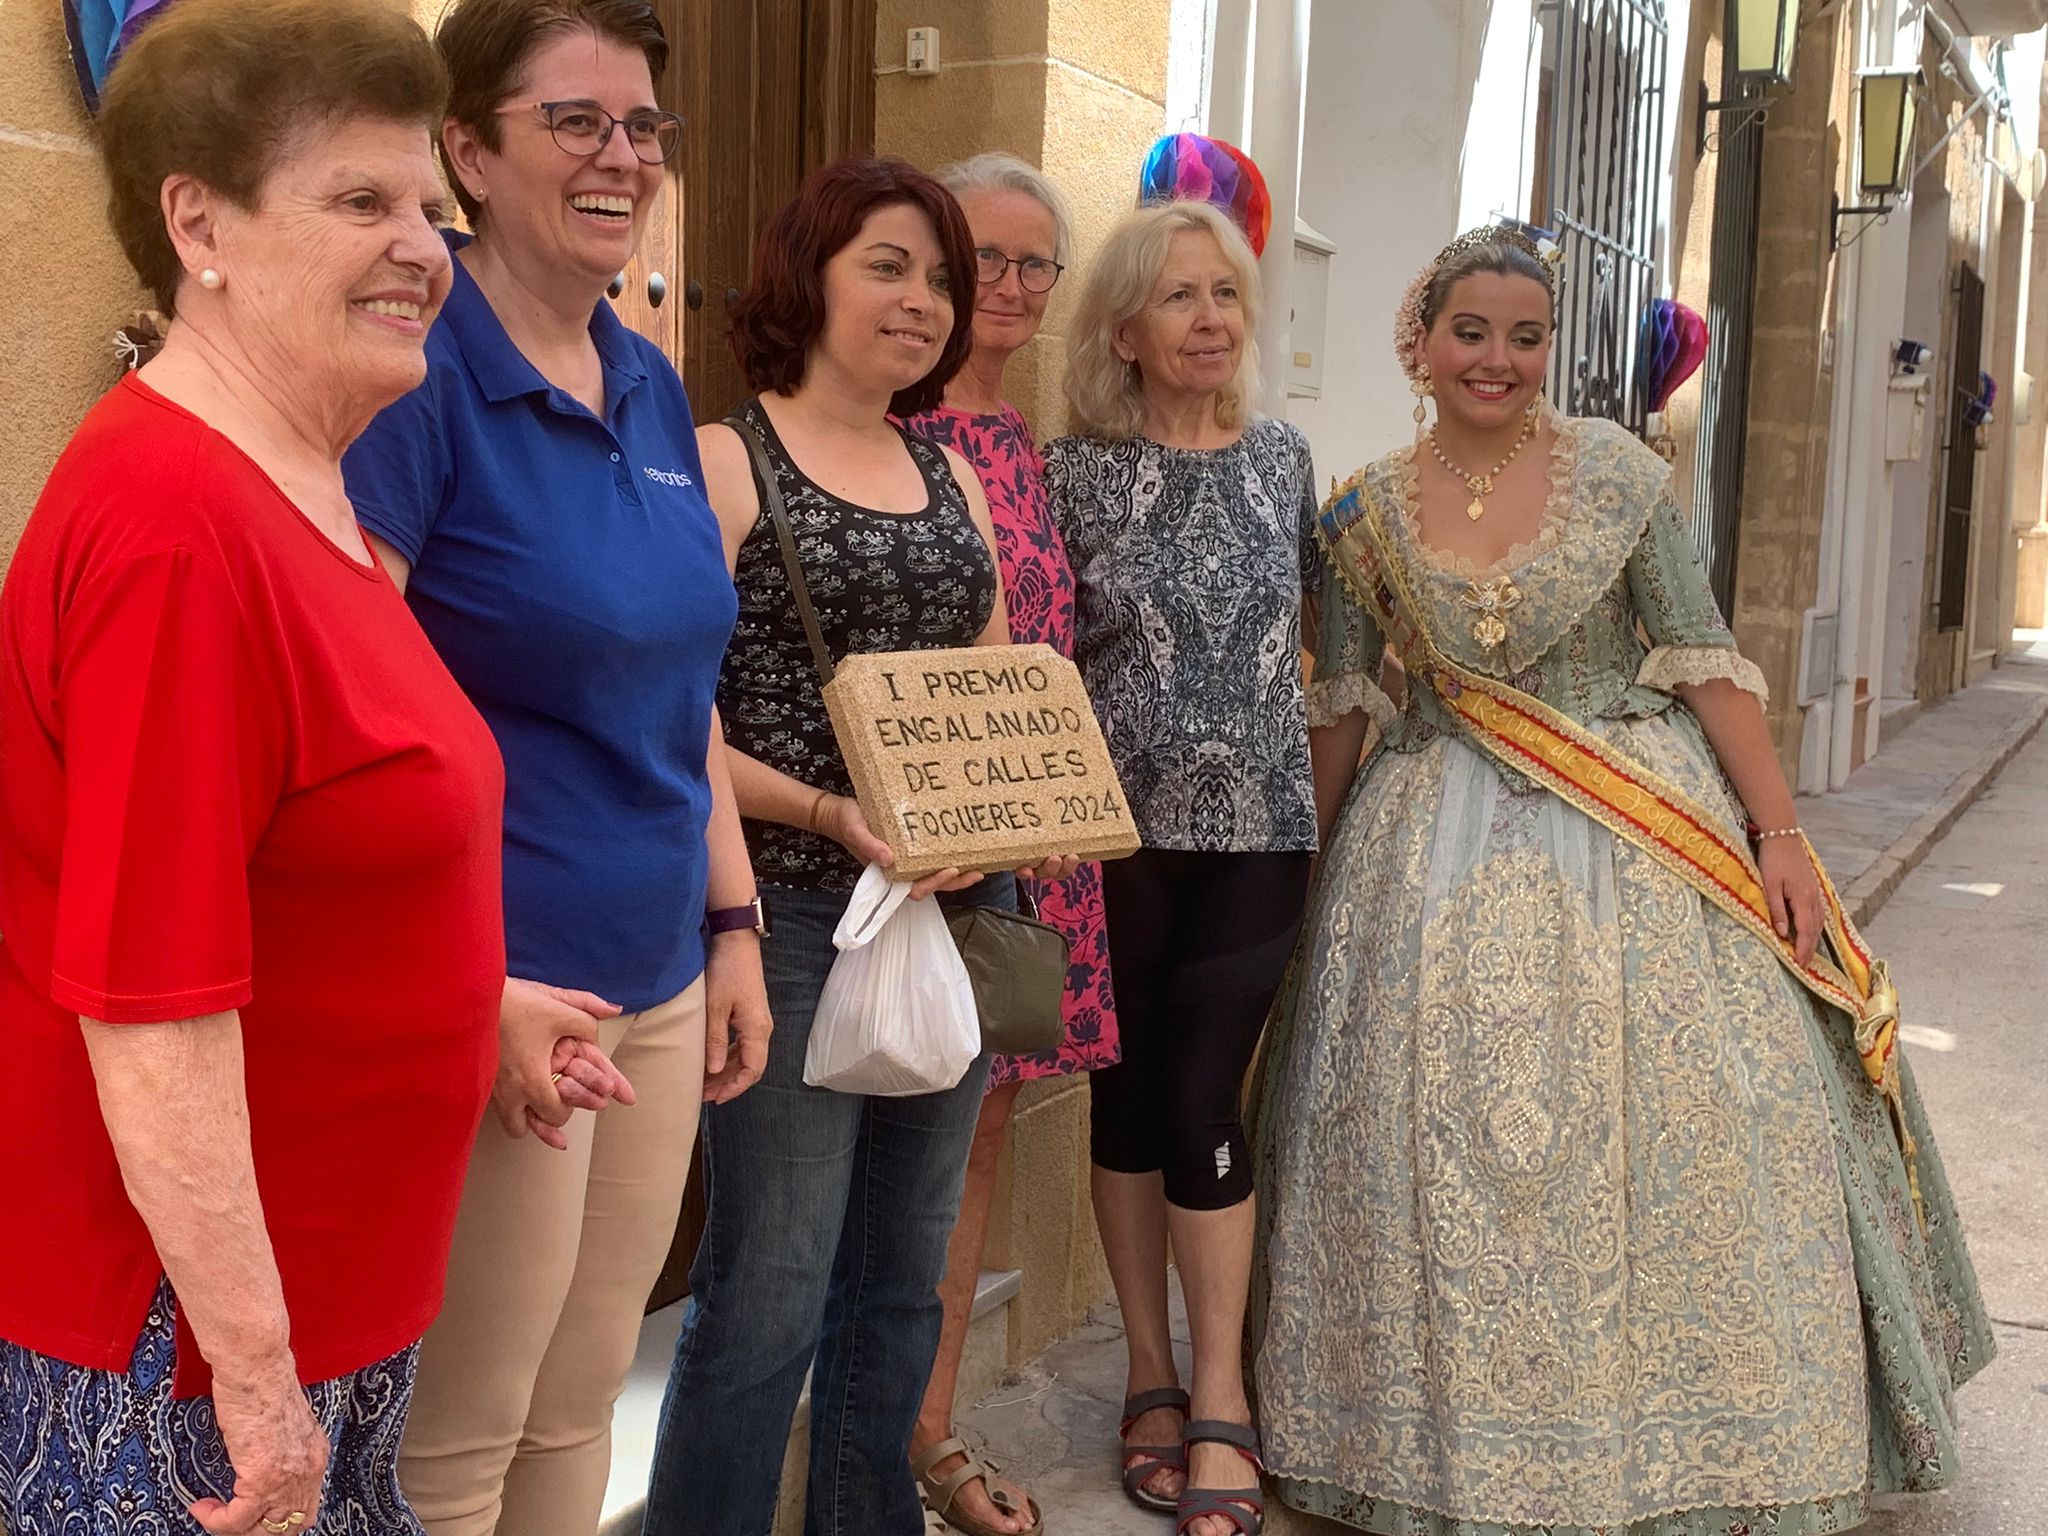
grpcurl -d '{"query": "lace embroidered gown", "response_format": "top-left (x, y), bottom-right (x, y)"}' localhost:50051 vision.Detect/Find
top-left (1246, 416), bottom-right (1993, 1536)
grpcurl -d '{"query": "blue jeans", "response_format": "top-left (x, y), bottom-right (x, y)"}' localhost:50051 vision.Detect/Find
top-left (644, 876), bottom-right (1012, 1536)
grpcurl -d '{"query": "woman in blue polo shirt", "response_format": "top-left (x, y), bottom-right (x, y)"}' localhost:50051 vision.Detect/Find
top-left (341, 4), bottom-right (770, 1534)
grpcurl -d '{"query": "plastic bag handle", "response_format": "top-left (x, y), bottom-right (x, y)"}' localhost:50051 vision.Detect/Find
top-left (833, 862), bottom-right (913, 950)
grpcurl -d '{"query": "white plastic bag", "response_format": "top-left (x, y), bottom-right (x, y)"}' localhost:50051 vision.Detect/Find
top-left (804, 862), bottom-right (982, 1096)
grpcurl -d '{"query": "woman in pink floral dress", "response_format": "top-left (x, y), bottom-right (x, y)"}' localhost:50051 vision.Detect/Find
top-left (901, 153), bottom-right (1117, 1536)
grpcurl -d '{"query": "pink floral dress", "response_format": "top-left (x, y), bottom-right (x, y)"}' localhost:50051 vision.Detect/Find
top-left (904, 404), bottom-right (1120, 1084)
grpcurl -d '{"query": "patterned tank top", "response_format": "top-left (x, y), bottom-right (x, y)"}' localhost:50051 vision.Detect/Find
top-left (718, 397), bottom-right (999, 891)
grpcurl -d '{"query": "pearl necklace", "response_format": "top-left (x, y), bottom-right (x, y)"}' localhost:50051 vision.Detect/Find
top-left (1427, 410), bottom-right (1537, 521)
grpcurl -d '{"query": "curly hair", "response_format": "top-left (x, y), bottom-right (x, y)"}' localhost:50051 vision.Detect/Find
top-left (729, 156), bottom-right (978, 419)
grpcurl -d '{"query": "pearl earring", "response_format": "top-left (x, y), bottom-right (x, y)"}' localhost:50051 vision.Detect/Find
top-left (199, 268), bottom-right (223, 290)
top-left (1411, 370), bottom-right (1432, 441)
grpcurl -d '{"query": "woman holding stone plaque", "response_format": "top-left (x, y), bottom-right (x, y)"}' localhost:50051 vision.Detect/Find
top-left (900, 152), bottom-right (1116, 1536)
top-left (1045, 195), bottom-right (1319, 1536)
top-left (644, 156), bottom-right (1081, 1536)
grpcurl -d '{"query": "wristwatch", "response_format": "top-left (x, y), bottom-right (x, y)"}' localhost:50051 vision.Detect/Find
top-left (705, 897), bottom-right (768, 939)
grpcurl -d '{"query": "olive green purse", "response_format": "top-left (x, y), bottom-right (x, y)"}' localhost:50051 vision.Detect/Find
top-left (944, 886), bottom-right (1071, 1056)
top-left (729, 415), bottom-right (1072, 1058)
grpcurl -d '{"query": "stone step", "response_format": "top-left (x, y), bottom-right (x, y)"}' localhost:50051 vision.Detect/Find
top-left (599, 1268), bottom-right (1021, 1536)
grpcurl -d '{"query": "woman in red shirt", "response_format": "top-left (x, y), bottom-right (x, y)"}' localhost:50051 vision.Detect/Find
top-left (0, 4), bottom-right (537, 1534)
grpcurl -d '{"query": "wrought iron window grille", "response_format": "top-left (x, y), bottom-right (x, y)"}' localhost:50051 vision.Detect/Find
top-left (1534, 0), bottom-right (1671, 439)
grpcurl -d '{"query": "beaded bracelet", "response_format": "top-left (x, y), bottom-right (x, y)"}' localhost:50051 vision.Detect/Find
top-left (1752, 825), bottom-right (1803, 842)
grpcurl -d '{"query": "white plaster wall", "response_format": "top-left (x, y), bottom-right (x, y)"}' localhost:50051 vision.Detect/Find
top-left (1458, 0), bottom-right (1537, 233)
top-left (1286, 0), bottom-right (1474, 486)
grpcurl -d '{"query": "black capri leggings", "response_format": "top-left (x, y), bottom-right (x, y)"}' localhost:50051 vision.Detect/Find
top-left (1089, 848), bottom-right (1312, 1209)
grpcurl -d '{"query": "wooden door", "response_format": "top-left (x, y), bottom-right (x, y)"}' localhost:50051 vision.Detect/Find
top-left (604, 165), bottom-right (682, 360)
top-left (677, 0), bottom-right (877, 420)
top-left (1936, 264), bottom-right (1984, 633)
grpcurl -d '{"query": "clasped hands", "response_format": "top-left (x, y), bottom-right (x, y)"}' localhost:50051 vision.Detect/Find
top-left (493, 978), bottom-right (635, 1151)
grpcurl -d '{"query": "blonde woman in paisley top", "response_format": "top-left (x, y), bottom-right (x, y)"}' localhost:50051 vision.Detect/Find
top-left (1245, 229), bottom-right (1992, 1536)
top-left (1046, 200), bottom-right (1319, 1536)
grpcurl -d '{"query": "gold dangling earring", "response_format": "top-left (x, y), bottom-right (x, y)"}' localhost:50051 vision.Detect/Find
top-left (1412, 370), bottom-right (1432, 444)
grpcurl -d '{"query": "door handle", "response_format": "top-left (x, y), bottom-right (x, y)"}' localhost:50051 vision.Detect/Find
top-left (607, 271), bottom-right (626, 300)
top-left (647, 272), bottom-right (668, 308)
top-left (685, 278), bottom-right (704, 311)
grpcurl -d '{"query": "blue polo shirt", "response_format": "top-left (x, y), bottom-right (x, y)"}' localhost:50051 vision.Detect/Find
top-left (344, 234), bottom-right (737, 1010)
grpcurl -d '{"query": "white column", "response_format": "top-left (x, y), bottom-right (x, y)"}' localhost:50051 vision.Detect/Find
top-left (1207, 0), bottom-right (1252, 147)
top-left (1246, 0), bottom-right (1309, 413)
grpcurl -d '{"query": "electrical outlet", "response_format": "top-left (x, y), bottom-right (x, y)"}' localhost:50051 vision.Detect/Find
top-left (907, 26), bottom-right (939, 75)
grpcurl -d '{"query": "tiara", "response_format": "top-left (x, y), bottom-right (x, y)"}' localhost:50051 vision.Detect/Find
top-left (1432, 223), bottom-right (1557, 271)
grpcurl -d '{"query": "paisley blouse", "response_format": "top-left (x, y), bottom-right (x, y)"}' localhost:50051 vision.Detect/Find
top-left (1045, 418), bottom-right (1322, 853)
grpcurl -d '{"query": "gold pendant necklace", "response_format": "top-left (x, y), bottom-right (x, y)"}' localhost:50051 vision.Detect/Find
top-left (1427, 410), bottom-right (1536, 521)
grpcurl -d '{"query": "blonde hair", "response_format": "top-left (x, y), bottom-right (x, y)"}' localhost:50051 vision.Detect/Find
top-left (1063, 201), bottom-right (1263, 440)
top-left (935, 152), bottom-right (1073, 266)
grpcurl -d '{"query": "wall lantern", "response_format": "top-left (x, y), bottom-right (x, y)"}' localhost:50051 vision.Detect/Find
top-left (1729, 0), bottom-right (1800, 87)
top-left (1833, 68), bottom-right (1921, 247)
top-left (1698, 0), bottom-right (1800, 152)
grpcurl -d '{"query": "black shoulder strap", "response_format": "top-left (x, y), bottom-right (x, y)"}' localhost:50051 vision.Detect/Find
top-left (725, 414), bottom-right (835, 688)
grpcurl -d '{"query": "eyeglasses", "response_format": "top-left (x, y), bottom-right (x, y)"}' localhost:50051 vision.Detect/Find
top-left (975, 248), bottom-right (1064, 293)
top-left (496, 100), bottom-right (684, 165)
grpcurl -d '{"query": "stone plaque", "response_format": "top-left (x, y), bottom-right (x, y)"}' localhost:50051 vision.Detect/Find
top-left (823, 644), bottom-right (1142, 879)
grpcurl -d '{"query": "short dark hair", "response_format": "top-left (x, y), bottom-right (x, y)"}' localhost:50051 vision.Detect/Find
top-left (97, 0), bottom-right (446, 315)
top-left (436, 0), bottom-right (671, 226)
top-left (730, 156), bottom-right (977, 419)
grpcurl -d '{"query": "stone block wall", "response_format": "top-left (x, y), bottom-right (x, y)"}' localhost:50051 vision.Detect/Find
top-left (1724, 1), bottom-right (1855, 773)
top-left (0, 7), bottom-right (148, 571)
top-left (875, 0), bottom-right (1168, 442)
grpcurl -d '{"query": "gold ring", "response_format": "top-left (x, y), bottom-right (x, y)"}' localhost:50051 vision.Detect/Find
top-left (259, 1514), bottom-right (306, 1534)
top-left (550, 1071), bottom-right (563, 1083)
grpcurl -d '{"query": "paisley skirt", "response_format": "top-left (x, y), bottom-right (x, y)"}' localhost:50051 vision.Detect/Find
top-left (1246, 710), bottom-right (1995, 1536)
top-left (0, 1281), bottom-right (423, 1536)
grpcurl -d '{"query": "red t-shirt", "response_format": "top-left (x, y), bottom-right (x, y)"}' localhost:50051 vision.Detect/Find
top-left (0, 375), bottom-right (506, 1396)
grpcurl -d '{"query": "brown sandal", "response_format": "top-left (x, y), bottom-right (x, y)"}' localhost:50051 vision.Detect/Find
top-left (915, 1435), bottom-right (1044, 1536)
top-left (1119, 1386), bottom-right (1191, 1512)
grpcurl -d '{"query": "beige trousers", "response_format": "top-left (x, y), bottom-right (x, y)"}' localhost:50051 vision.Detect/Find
top-left (400, 979), bottom-right (706, 1536)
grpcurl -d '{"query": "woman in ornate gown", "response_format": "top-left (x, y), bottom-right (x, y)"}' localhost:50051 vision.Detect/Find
top-left (1246, 225), bottom-right (1994, 1536)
